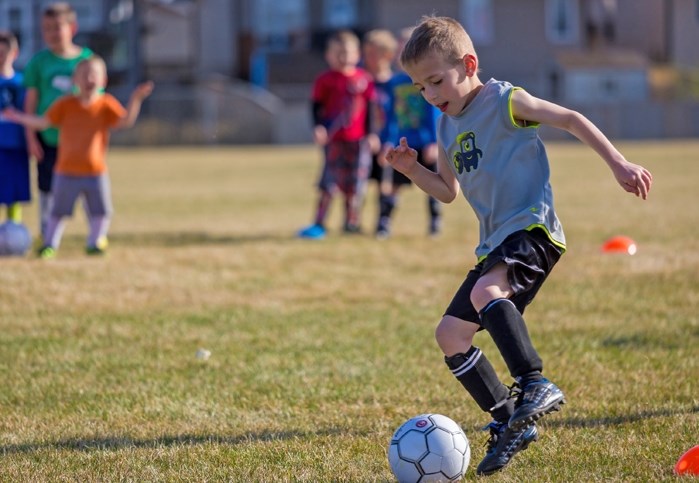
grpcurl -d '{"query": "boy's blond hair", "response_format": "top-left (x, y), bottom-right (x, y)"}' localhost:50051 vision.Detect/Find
top-left (363, 29), bottom-right (398, 56)
top-left (400, 16), bottom-right (476, 68)
top-left (74, 55), bottom-right (107, 75)
top-left (0, 30), bottom-right (19, 51)
top-left (327, 29), bottom-right (360, 51)
top-left (43, 2), bottom-right (77, 24)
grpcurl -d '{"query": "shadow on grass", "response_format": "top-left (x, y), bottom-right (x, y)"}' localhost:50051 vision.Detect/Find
top-left (0, 427), bottom-right (357, 455)
top-left (545, 403), bottom-right (699, 429)
top-left (61, 230), bottom-right (293, 248)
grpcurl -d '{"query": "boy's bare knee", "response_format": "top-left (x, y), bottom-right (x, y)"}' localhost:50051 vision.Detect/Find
top-left (435, 316), bottom-right (477, 356)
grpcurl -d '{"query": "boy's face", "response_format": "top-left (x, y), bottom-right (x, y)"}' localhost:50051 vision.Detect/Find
top-left (41, 16), bottom-right (76, 52)
top-left (0, 42), bottom-right (17, 69)
top-left (362, 43), bottom-right (392, 75)
top-left (405, 54), bottom-right (475, 117)
top-left (325, 40), bottom-right (360, 72)
top-left (74, 61), bottom-right (107, 95)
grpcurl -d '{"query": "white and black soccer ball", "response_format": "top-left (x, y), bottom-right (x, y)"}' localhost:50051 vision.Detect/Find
top-left (388, 413), bottom-right (470, 483)
top-left (0, 221), bottom-right (32, 257)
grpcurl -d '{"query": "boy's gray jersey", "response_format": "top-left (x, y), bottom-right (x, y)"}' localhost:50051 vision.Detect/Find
top-left (437, 78), bottom-right (566, 260)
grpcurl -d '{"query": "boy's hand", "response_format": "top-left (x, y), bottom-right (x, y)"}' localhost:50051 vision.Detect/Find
top-left (385, 137), bottom-right (418, 175)
top-left (27, 135), bottom-right (44, 161)
top-left (611, 160), bottom-right (653, 200)
top-left (313, 125), bottom-right (328, 146)
top-left (133, 81), bottom-right (154, 100)
top-left (1, 106), bottom-right (19, 122)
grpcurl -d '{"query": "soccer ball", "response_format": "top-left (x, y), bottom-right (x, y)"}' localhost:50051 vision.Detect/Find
top-left (0, 221), bottom-right (32, 257)
top-left (388, 413), bottom-right (470, 482)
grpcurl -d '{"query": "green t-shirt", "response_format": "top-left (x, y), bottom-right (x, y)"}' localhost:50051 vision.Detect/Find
top-left (22, 47), bottom-right (94, 146)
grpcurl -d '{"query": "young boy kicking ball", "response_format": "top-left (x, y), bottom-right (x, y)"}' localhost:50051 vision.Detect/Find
top-left (386, 16), bottom-right (652, 476)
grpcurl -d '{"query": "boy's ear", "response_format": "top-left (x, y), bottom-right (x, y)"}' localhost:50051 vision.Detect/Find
top-left (70, 20), bottom-right (79, 37)
top-left (463, 54), bottom-right (478, 77)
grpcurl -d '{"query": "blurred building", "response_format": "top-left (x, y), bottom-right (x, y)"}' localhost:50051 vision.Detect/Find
top-left (1, 0), bottom-right (699, 143)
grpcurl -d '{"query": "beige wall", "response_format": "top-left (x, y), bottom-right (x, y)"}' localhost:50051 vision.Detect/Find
top-left (670, 0), bottom-right (699, 68)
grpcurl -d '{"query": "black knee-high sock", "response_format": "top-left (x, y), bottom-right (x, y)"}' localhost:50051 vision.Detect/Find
top-left (379, 193), bottom-right (396, 219)
top-left (479, 298), bottom-right (543, 385)
top-left (445, 346), bottom-right (514, 423)
top-left (427, 195), bottom-right (441, 219)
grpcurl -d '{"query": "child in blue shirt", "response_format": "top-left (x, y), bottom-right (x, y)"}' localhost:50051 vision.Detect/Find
top-left (0, 31), bottom-right (29, 224)
top-left (377, 69), bottom-right (441, 238)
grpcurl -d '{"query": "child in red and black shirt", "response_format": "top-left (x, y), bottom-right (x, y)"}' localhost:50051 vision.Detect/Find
top-left (297, 30), bottom-right (377, 239)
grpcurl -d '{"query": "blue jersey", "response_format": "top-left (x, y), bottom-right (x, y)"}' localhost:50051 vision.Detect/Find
top-left (383, 71), bottom-right (439, 149)
top-left (0, 72), bottom-right (26, 151)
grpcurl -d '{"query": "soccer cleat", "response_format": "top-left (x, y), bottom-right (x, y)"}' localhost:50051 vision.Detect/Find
top-left (297, 224), bottom-right (326, 240)
top-left (96, 236), bottom-right (109, 250)
top-left (429, 216), bottom-right (442, 237)
top-left (375, 228), bottom-right (390, 240)
top-left (37, 245), bottom-right (56, 259)
top-left (85, 245), bottom-right (106, 256)
top-left (476, 421), bottom-right (538, 476)
top-left (342, 223), bottom-right (362, 235)
top-left (508, 378), bottom-right (566, 430)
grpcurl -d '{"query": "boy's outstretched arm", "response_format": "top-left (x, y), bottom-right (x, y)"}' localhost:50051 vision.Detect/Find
top-left (511, 89), bottom-right (653, 199)
top-left (386, 137), bottom-right (460, 203)
top-left (1, 106), bottom-right (52, 131)
top-left (116, 81), bottom-right (154, 129)
top-left (23, 88), bottom-right (44, 161)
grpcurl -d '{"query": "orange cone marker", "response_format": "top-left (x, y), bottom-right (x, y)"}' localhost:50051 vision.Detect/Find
top-left (675, 445), bottom-right (699, 476)
top-left (601, 235), bottom-right (637, 255)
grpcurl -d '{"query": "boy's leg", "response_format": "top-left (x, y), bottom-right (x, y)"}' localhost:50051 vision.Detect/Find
top-left (340, 140), bottom-right (370, 232)
top-left (8, 203), bottom-right (22, 223)
top-left (299, 146), bottom-right (334, 239)
top-left (44, 215), bottom-right (66, 249)
top-left (479, 297), bottom-right (565, 429)
top-left (422, 157), bottom-right (442, 236)
top-left (36, 139), bottom-right (57, 240)
top-left (314, 190), bottom-right (333, 227)
top-left (376, 190), bottom-right (396, 237)
top-left (38, 191), bottom-right (52, 241)
top-left (472, 231), bottom-right (566, 430)
top-left (83, 174), bottom-right (113, 252)
top-left (441, 271), bottom-right (539, 475)
top-left (428, 195), bottom-right (441, 235)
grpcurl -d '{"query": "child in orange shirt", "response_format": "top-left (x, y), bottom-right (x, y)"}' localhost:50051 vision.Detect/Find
top-left (3, 55), bottom-right (153, 258)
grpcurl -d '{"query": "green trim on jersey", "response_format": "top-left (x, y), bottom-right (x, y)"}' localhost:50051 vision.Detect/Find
top-left (508, 87), bottom-right (540, 129)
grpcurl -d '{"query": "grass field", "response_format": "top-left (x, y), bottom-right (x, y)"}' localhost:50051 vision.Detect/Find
top-left (0, 140), bottom-right (697, 482)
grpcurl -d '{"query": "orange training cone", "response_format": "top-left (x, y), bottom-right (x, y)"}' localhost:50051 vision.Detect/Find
top-left (601, 235), bottom-right (637, 255)
top-left (676, 445), bottom-right (699, 476)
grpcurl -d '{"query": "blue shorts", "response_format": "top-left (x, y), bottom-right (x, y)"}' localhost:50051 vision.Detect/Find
top-left (0, 148), bottom-right (31, 204)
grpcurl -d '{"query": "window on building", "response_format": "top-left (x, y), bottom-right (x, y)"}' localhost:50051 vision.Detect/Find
top-left (252, 0), bottom-right (309, 50)
top-left (323, 0), bottom-right (358, 28)
top-left (545, 0), bottom-right (580, 45)
top-left (460, 0), bottom-right (494, 45)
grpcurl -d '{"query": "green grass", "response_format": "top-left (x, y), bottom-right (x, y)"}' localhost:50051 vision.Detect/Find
top-left (0, 141), bottom-right (697, 481)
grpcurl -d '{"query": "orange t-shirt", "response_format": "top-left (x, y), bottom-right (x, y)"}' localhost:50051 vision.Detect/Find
top-left (46, 93), bottom-right (126, 175)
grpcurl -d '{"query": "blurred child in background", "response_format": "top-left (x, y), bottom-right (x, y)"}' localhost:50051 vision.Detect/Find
top-left (362, 29), bottom-right (398, 233)
top-left (0, 31), bottom-right (30, 224)
top-left (4, 56), bottom-right (154, 258)
top-left (375, 27), bottom-right (442, 239)
top-left (23, 2), bottom-right (94, 240)
top-left (297, 30), bottom-right (377, 239)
